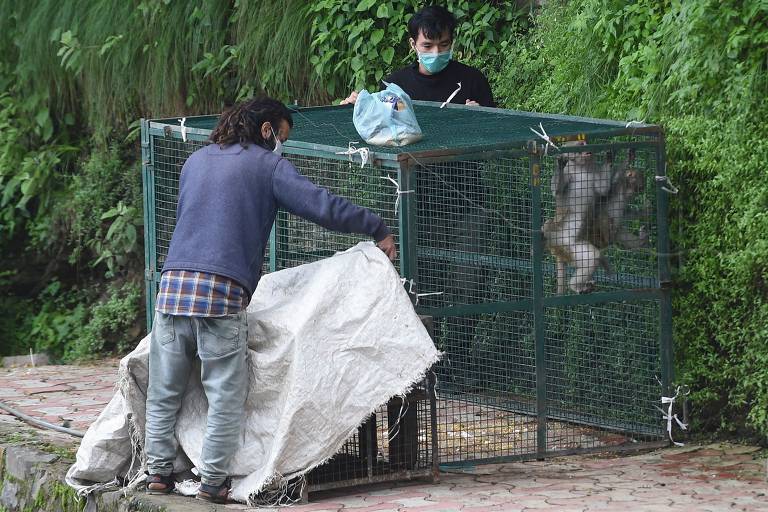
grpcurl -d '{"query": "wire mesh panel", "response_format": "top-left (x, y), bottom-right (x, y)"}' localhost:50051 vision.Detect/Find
top-left (307, 378), bottom-right (437, 490)
top-left (142, 104), bottom-right (672, 482)
top-left (545, 300), bottom-right (663, 447)
top-left (152, 137), bottom-right (206, 270)
top-left (273, 153), bottom-right (401, 272)
top-left (433, 312), bottom-right (538, 462)
top-left (416, 157), bottom-right (533, 307)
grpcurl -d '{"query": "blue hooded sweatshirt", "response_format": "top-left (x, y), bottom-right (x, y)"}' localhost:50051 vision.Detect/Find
top-left (161, 143), bottom-right (391, 297)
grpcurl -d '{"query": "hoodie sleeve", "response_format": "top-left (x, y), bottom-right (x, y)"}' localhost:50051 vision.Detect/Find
top-left (271, 158), bottom-right (391, 242)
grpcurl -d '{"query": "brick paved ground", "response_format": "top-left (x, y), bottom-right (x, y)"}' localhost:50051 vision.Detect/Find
top-left (1, 361), bottom-right (766, 511)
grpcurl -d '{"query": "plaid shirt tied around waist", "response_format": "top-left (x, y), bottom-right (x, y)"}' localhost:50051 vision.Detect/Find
top-left (155, 270), bottom-right (247, 316)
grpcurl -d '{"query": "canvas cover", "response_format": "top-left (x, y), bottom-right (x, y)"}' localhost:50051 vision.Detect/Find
top-left (66, 242), bottom-right (440, 504)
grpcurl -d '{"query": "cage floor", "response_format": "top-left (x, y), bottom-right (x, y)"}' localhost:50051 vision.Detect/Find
top-left (434, 397), bottom-right (632, 462)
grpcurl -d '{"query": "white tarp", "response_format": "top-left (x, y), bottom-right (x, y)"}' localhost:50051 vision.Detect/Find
top-left (66, 242), bottom-right (440, 504)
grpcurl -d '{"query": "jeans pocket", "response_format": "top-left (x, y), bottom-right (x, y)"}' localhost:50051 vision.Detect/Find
top-left (153, 312), bottom-right (176, 346)
top-left (199, 313), bottom-right (244, 358)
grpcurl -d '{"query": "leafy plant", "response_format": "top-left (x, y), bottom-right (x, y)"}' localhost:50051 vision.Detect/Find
top-left (496, 0), bottom-right (768, 438)
top-left (308, 0), bottom-right (526, 99)
top-left (90, 201), bottom-right (143, 277)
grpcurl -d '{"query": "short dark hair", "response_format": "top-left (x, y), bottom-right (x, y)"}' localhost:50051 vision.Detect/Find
top-left (407, 5), bottom-right (457, 41)
top-left (210, 96), bottom-right (294, 148)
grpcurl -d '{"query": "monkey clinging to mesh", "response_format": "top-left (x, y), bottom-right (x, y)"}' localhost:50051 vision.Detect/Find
top-left (543, 141), bottom-right (613, 294)
top-left (544, 144), bottom-right (649, 294)
top-left (586, 150), bottom-right (649, 257)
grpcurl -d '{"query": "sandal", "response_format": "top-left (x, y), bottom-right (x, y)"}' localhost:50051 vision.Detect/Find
top-left (197, 477), bottom-right (231, 504)
top-left (145, 472), bottom-right (175, 495)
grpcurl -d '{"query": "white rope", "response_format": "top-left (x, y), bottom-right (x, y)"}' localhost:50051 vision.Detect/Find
top-left (400, 278), bottom-right (444, 306)
top-left (530, 122), bottom-right (558, 155)
top-left (387, 394), bottom-right (409, 440)
top-left (174, 479), bottom-right (201, 497)
top-left (73, 477), bottom-right (120, 498)
top-left (440, 82), bottom-right (462, 108)
top-left (625, 119), bottom-right (646, 128)
top-left (335, 141), bottom-right (369, 168)
top-left (655, 175), bottom-right (679, 194)
top-left (656, 384), bottom-right (689, 447)
top-left (381, 175), bottom-right (414, 215)
top-left (179, 117), bottom-right (188, 142)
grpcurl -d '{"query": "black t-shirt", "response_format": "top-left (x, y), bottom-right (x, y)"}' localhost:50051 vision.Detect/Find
top-left (384, 60), bottom-right (495, 107)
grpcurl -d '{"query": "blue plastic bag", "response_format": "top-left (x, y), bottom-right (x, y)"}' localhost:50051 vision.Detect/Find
top-left (353, 83), bottom-right (423, 147)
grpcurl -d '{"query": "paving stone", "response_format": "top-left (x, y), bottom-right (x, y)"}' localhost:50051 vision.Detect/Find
top-left (4, 445), bottom-right (58, 479)
top-left (342, 504), bottom-right (403, 512)
top-left (3, 362), bottom-right (768, 511)
top-left (0, 479), bottom-right (21, 509)
top-left (292, 502), bottom-right (344, 511)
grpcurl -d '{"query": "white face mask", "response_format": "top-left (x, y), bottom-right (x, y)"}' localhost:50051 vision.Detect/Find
top-left (270, 126), bottom-right (283, 156)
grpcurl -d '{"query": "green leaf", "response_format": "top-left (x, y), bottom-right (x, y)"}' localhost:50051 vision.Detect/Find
top-left (376, 4), bottom-right (389, 18)
top-left (355, 0), bottom-right (376, 12)
top-left (381, 47), bottom-right (394, 65)
top-left (371, 29), bottom-right (385, 46)
top-left (35, 109), bottom-right (49, 128)
top-left (101, 207), bottom-right (119, 220)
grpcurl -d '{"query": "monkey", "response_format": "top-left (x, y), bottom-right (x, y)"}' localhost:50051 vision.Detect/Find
top-left (542, 141), bottom-right (612, 295)
top-left (544, 145), bottom-right (650, 294)
top-left (586, 162), bottom-right (649, 256)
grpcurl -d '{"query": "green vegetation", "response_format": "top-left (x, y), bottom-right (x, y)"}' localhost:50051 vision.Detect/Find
top-left (0, 0), bottom-right (765, 438)
top-left (0, 0), bottom-right (522, 362)
top-left (494, 0), bottom-right (768, 438)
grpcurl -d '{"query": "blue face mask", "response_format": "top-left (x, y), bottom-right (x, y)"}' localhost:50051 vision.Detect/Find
top-left (417, 49), bottom-right (452, 74)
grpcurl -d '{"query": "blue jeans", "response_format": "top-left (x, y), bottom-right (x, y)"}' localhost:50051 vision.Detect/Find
top-left (145, 311), bottom-right (248, 486)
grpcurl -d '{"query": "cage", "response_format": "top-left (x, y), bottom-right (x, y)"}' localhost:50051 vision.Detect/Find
top-left (141, 102), bottom-right (673, 492)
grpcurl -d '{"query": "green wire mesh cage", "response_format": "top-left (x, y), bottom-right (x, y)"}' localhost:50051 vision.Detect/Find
top-left (141, 102), bottom-right (673, 486)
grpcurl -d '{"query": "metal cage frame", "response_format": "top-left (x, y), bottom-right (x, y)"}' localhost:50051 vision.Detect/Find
top-left (141, 102), bottom-right (673, 493)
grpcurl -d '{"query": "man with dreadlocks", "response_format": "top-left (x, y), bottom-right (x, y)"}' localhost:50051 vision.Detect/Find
top-left (143, 97), bottom-right (396, 503)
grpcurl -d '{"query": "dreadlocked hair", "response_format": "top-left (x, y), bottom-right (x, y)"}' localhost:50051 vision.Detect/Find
top-left (209, 96), bottom-right (294, 148)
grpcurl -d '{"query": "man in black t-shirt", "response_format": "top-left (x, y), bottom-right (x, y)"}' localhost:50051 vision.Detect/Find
top-left (340, 5), bottom-right (495, 107)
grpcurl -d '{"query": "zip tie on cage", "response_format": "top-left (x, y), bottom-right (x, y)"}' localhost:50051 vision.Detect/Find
top-left (440, 82), bottom-right (462, 108)
top-left (656, 385), bottom-right (689, 446)
top-left (387, 394), bottom-right (410, 440)
top-left (179, 117), bottom-right (188, 142)
top-left (530, 122), bottom-right (558, 156)
top-left (382, 175), bottom-right (414, 215)
top-left (335, 141), bottom-right (369, 168)
top-left (400, 277), bottom-right (444, 306)
top-left (655, 175), bottom-right (679, 194)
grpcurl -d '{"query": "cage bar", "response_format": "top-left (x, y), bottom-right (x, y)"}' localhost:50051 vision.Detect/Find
top-left (140, 102), bottom-right (671, 493)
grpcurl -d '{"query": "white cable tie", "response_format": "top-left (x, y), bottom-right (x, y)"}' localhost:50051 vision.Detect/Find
top-left (625, 119), bottom-right (646, 128)
top-left (655, 175), bottom-right (679, 194)
top-left (530, 122), bottom-right (558, 156)
top-left (335, 142), bottom-right (369, 168)
top-left (440, 82), bottom-right (462, 108)
top-left (381, 175), bottom-right (414, 215)
top-left (414, 291), bottom-right (444, 306)
top-left (179, 117), bottom-right (188, 142)
top-left (400, 278), bottom-right (443, 305)
top-left (658, 385), bottom-right (689, 447)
